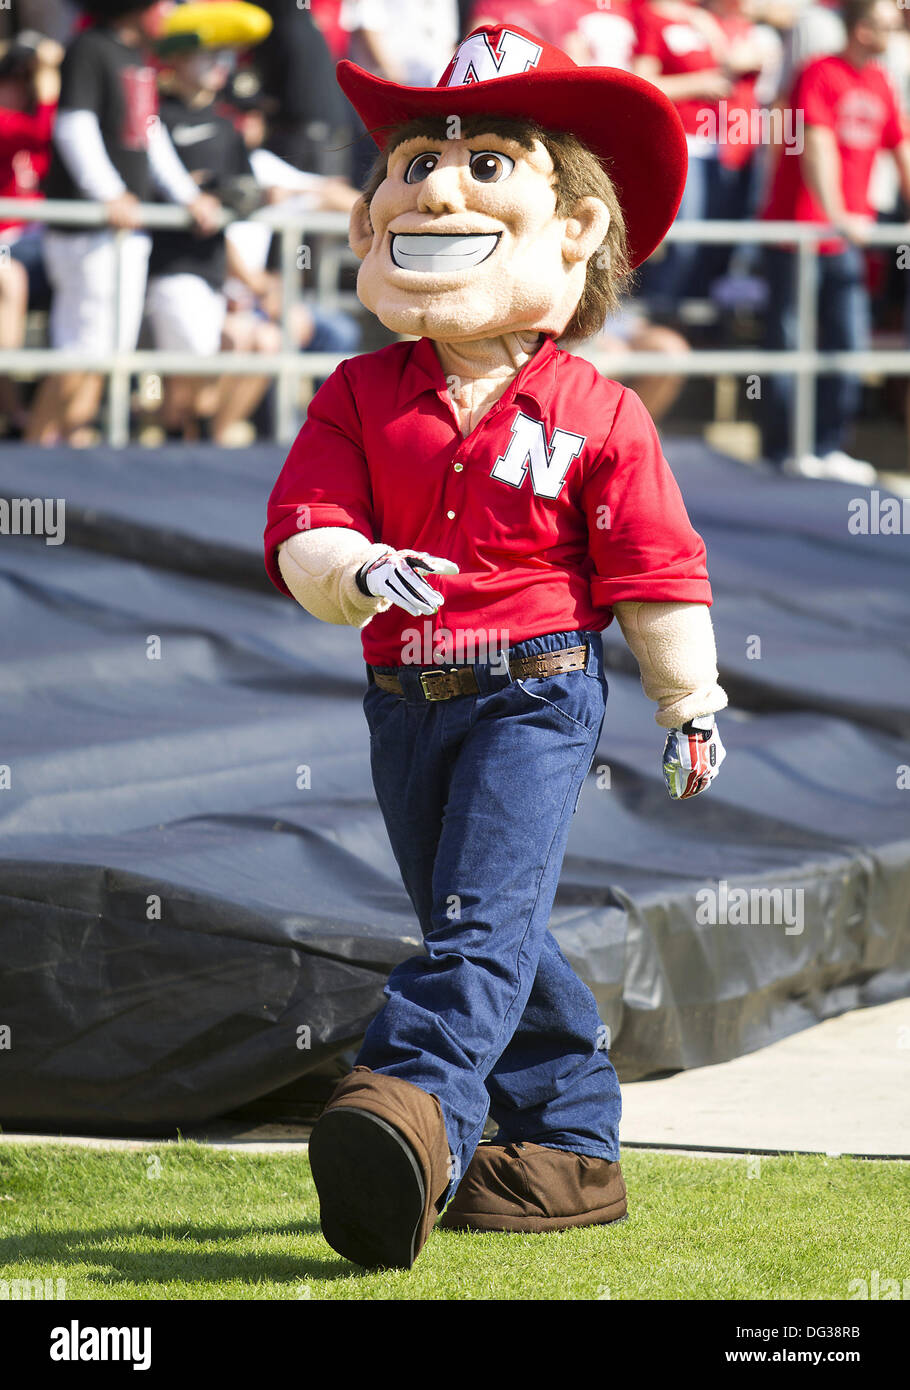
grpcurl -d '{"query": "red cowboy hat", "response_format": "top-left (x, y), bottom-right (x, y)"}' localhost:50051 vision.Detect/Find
top-left (336, 23), bottom-right (687, 269)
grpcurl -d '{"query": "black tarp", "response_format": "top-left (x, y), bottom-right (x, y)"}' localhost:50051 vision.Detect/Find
top-left (1, 442), bottom-right (909, 1133)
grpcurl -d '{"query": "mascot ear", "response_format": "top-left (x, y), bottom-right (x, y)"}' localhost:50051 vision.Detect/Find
top-left (562, 195), bottom-right (611, 266)
top-left (349, 195), bottom-right (375, 261)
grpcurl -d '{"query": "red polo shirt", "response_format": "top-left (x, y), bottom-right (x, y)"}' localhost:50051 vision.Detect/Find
top-left (264, 334), bottom-right (712, 667)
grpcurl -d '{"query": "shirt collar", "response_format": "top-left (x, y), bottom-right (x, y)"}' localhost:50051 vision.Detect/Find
top-left (400, 333), bottom-right (559, 414)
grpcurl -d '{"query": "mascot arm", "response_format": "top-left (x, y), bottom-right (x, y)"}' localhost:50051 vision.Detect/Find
top-left (613, 600), bottom-right (728, 729)
top-left (277, 528), bottom-right (393, 629)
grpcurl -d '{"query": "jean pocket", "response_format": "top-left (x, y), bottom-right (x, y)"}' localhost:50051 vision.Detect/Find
top-left (514, 671), bottom-right (603, 735)
top-left (363, 683), bottom-right (403, 743)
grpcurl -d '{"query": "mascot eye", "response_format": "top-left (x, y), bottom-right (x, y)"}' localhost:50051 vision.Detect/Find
top-left (469, 151), bottom-right (515, 183)
top-left (404, 153), bottom-right (440, 183)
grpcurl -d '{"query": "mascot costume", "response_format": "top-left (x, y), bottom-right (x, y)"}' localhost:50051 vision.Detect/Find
top-left (264, 23), bottom-right (728, 1270)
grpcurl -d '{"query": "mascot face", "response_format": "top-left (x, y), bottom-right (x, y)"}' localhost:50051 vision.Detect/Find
top-left (349, 129), bottom-right (610, 343)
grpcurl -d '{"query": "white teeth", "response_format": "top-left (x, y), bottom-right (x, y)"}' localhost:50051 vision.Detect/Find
top-left (390, 233), bottom-right (499, 273)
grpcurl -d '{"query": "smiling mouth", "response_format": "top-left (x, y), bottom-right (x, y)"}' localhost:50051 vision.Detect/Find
top-left (390, 232), bottom-right (501, 273)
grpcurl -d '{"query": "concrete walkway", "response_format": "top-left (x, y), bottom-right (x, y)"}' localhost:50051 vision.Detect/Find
top-left (2, 998), bottom-right (907, 1157)
top-left (620, 997), bottom-right (910, 1157)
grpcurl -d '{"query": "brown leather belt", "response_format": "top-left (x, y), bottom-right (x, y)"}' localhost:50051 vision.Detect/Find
top-left (370, 644), bottom-right (588, 702)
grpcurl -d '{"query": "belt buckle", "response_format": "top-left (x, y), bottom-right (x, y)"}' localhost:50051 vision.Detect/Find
top-left (419, 668), bottom-right (452, 700)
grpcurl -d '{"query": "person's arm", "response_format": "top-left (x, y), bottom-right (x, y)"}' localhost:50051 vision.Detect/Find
top-left (632, 53), bottom-right (731, 100)
top-left (250, 147), bottom-right (360, 210)
top-left (147, 118), bottom-right (222, 235)
top-left (801, 123), bottom-right (869, 240)
top-left (52, 108), bottom-right (126, 200)
top-left (350, 25), bottom-right (406, 83)
top-left (146, 117), bottom-right (201, 206)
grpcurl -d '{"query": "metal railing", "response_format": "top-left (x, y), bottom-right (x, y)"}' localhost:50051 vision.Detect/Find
top-left (2, 197), bottom-right (910, 454)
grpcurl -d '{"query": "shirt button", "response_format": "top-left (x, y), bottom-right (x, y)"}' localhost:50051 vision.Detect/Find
top-left (453, 463), bottom-right (463, 472)
top-left (446, 509), bottom-right (456, 519)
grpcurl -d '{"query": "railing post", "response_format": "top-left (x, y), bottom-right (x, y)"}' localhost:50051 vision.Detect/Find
top-left (275, 222), bottom-right (299, 445)
top-left (107, 228), bottom-right (131, 448)
top-left (793, 235), bottom-right (818, 464)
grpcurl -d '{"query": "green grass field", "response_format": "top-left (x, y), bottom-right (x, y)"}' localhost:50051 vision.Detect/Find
top-left (0, 1143), bottom-right (906, 1300)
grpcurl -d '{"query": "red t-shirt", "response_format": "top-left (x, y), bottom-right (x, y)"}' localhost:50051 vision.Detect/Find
top-left (264, 336), bottom-right (712, 667)
top-left (0, 102), bottom-right (55, 234)
top-left (634, 2), bottom-right (720, 137)
top-left (762, 53), bottom-right (904, 253)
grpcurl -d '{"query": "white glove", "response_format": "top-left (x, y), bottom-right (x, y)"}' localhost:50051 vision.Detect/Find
top-left (356, 548), bottom-right (459, 617)
top-left (662, 714), bottom-right (726, 800)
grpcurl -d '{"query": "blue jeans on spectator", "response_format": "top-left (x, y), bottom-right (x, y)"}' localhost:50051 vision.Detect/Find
top-left (306, 305), bottom-right (361, 354)
top-left (306, 307), bottom-right (361, 393)
top-left (760, 243), bottom-right (870, 465)
top-left (356, 629), bottom-right (622, 1199)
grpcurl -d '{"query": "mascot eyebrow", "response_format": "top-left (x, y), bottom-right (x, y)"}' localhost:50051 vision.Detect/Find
top-left (357, 114), bottom-right (633, 343)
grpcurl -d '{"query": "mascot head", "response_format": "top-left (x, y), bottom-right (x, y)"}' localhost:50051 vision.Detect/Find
top-left (337, 24), bottom-right (687, 345)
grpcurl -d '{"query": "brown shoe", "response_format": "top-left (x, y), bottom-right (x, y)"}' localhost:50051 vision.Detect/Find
top-left (437, 1141), bottom-right (627, 1233)
top-left (308, 1066), bottom-right (451, 1269)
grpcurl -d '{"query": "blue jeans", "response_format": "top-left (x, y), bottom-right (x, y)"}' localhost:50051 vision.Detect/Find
top-left (760, 244), bottom-right (870, 464)
top-left (306, 306), bottom-right (361, 354)
top-left (356, 629), bottom-right (622, 1200)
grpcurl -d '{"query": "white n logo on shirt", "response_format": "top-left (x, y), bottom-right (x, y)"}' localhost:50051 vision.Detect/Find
top-left (446, 29), bottom-right (543, 86)
top-left (491, 412), bottom-right (586, 500)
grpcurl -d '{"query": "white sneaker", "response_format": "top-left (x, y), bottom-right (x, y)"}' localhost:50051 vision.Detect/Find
top-left (816, 451), bottom-right (877, 485)
top-left (782, 454), bottom-right (825, 478)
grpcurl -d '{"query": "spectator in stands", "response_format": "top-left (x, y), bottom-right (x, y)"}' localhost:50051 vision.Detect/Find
top-left (308, 0), bottom-right (349, 61)
top-left (0, 32), bottom-right (60, 232)
top-left (225, 67), bottom-right (360, 215)
top-left (759, 0), bottom-right (910, 480)
top-left (632, 0), bottom-right (734, 311)
top-left (340, 0), bottom-right (460, 183)
top-left (778, 0), bottom-right (846, 93)
top-left (255, 0), bottom-right (355, 178)
top-left (0, 30), bottom-right (61, 435)
top-left (219, 71), bottom-right (362, 436)
top-left (145, 16), bottom-right (270, 441)
top-left (27, 0), bottom-right (221, 446)
top-left (697, 0), bottom-right (783, 292)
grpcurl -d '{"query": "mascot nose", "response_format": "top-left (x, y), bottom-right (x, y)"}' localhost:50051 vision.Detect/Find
top-left (416, 164), bottom-right (467, 217)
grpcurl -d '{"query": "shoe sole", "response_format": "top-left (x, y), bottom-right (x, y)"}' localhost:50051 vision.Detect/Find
top-left (308, 1106), bottom-right (426, 1269)
top-left (437, 1206), bottom-right (629, 1233)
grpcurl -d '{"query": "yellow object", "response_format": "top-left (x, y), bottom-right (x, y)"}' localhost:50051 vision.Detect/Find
top-left (162, 2), bottom-right (273, 48)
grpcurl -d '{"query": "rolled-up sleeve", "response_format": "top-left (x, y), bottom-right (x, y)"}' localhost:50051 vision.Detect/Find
top-left (580, 386), bottom-right (712, 608)
top-left (264, 361), bottom-right (377, 595)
